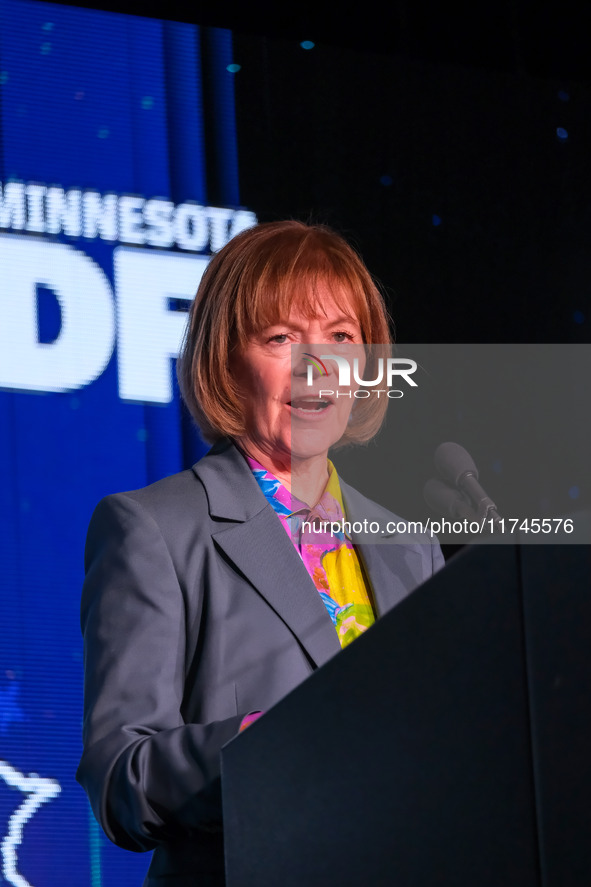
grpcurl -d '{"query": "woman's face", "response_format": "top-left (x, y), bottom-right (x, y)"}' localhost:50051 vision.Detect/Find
top-left (232, 282), bottom-right (366, 467)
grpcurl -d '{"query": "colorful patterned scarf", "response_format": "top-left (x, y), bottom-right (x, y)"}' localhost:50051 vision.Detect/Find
top-left (247, 456), bottom-right (376, 648)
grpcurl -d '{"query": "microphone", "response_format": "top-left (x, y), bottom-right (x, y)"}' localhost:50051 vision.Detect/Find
top-left (434, 442), bottom-right (502, 524)
top-left (423, 477), bottom-right (474, 522)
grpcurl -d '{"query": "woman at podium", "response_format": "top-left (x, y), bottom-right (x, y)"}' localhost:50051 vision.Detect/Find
top-left (77, 220), bottom-right (443, 885)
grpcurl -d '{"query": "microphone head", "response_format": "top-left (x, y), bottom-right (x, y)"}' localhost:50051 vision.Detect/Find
top-left (435, 441), bottom-right (478, 487)
top-left (423, 477), bottom-right (465, 518)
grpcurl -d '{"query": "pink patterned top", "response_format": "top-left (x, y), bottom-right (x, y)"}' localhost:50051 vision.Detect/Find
top-left (246, 455), bottom-right (376, 648)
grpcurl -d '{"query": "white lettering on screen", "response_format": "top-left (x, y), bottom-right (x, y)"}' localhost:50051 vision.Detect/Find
top-left (0, 236), bottom-right (209, 401)
top-left (0, 180), bottom-right (257, 401)
top-left (0, 180), bottom-right (256, 252)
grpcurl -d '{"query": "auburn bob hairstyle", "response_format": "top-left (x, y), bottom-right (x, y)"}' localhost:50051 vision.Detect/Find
top-left (177, 220), bottom-right (393, 446)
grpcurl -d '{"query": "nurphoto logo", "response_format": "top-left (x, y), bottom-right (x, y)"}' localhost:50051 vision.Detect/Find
top-left (305, 352), bottom-right (418, 399)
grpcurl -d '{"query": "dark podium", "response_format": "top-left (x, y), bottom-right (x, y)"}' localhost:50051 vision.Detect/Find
top-left (221, 544), bottom-right (591, 887)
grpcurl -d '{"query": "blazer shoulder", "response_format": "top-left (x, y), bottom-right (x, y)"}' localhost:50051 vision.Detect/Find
top-left (119, 467), bottom-right (205, 515)
top-left (88, 467), bottom-right (210, 548)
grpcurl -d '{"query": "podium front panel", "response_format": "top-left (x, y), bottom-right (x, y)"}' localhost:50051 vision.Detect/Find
top-left (222, 544), bottom-right (539, 887)
top-left (522, 544), bottom-right (591, 887)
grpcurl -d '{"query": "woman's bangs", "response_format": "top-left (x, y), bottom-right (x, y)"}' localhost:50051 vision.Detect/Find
top-left (243, 264), bottom-right (370, 338)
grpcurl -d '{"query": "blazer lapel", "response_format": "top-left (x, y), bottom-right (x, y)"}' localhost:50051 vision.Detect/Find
top-left (356, 543), bottom-right (424, 617)
top-left (340, 478), bottom-right (426, 618)
top-left (193, 440), bottom-right (426, 664)
top-left (212, 513), bottom-right (341, 668)
top-left (193, 440), bottom-right (341, 668)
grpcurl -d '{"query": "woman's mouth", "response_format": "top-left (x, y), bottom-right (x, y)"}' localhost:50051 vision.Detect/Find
top-left (288, 397), bottom-right (333, 414)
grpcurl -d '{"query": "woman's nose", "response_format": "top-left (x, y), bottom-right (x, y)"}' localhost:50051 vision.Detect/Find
top-left (292, 350), bottom-right (340, 388)
top-left (292, 346), bottom-right (311, 377)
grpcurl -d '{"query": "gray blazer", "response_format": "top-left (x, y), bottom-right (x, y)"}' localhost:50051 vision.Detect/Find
top-left (77, 438), bottom-right (444, 885)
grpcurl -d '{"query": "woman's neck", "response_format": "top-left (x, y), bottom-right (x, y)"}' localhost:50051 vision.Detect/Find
top-left (235, 439), bottom-right (329, 506)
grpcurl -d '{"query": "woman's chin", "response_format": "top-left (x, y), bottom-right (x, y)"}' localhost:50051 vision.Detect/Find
top-left (290, 427), bottom-right (345, 461)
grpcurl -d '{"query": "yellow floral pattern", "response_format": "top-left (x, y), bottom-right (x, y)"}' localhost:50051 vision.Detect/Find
top-left (247, 456), bottom-right (376, 648)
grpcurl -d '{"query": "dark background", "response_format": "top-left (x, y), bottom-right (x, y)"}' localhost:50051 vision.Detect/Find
top-left (1, 3), bottom-right (586, 883)
top-left (44, 1), bottom-right (591, 82)
top-left (45, 0), bottom-right (591, 347)
top-left (35, 0), bottom-right (589, 556)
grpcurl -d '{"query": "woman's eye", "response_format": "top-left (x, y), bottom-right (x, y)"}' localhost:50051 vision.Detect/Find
top-left (268, 333), bottom-right (289, 344)
top-left (333, 331), bottom-right (354, 343)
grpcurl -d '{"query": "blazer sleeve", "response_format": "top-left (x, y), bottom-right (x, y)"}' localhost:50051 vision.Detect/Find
top-left (76, 493), bottom-right (244, 852)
